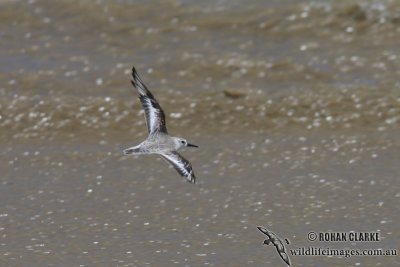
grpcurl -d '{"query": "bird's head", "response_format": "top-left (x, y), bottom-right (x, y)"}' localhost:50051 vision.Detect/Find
top-left (173, 137), bottom-right (198, 150)
top-left (263, 238), bottom-right (272, 245)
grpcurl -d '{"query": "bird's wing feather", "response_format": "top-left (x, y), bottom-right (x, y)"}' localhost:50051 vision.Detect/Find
top-left (131, 67), bottom-right (167, 134)
top-left (160, 151), bottom-right (196, 183)
top-left (277, 250), bottom-right (291, 266)
top-left (257, 227), bottom-right (274, 239)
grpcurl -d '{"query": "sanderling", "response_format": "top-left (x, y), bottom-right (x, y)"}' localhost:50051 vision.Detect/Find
top-left (257, 227), bottom-right (291, 266)
top-left (123, 67), bottom-right (198, 183)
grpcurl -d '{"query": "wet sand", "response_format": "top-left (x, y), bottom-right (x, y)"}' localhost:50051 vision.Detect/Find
top-left (1, 0), bottom-right (400, 266)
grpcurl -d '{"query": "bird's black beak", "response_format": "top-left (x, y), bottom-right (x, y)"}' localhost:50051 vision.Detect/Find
top-left (187, 143), bottom-right (198, 148)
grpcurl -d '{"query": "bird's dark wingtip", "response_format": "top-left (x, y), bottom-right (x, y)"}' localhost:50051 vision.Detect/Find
top-left (257, 226), bottom-right (268, 234)
top-left (130, 66), bottom-right (146, 92)
top-left (187, 172), bottom-right (196, 184)
top-left (131, 66), bottom-right (139, 78)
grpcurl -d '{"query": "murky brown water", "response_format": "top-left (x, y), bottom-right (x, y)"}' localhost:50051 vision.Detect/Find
top-left (1, 0), bottom-right (399, 266)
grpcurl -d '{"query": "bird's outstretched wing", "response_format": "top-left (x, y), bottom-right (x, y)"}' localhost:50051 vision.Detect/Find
top-left (278, 250), bottom-right (291, 267)
top-left (160, 151), bottom-right (196, 183)
top-left (131, 67), bottom-right (168, 134)
top-left (257, 227), bottom-right (274, 239)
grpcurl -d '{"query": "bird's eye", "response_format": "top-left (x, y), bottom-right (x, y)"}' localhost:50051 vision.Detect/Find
top-left (180, 140), bottom-right (185, 144)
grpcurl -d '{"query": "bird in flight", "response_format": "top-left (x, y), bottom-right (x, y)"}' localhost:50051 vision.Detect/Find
top-left (257, 226), bottom-right (291, 266)
top-left (123, 67), bottom-right (198, 183)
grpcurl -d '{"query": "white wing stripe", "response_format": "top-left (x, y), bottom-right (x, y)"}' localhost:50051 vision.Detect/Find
top-left (131, 67), bottom-right (167, 133)
top-left (143, 97), bottom-right (158, 133)
top-left (160, 152), bottom-right (196, 183)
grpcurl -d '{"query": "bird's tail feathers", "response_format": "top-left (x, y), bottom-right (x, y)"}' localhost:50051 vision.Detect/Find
top-left (123, 145), bottom-right (142, 155)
